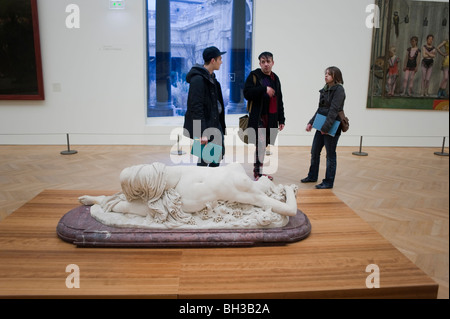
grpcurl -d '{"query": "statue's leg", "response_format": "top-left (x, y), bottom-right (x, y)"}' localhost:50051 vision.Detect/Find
top-left (224, 170), bottom-right (297, 216)
top-left (261, 185), bottom-right (297, 216)
top-left (233, 185), bottom-right (298, 217)
top-left (109, 200), bottom-right (149, 217)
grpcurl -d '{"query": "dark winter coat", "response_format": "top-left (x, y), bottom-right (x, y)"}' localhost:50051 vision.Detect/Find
top-left (243, 68), bottom-right (285, 145)
top-left (183, 65), bottom-right (226, 144)
top-left (308, 84), bottom-right (346, 135)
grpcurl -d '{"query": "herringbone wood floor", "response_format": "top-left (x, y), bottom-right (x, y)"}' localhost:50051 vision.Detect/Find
top-left (0, 145), bottom-right (448, 298)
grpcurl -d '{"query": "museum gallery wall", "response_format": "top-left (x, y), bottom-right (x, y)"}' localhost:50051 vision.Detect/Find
top-left (0, 0), bottom-right (448, 147)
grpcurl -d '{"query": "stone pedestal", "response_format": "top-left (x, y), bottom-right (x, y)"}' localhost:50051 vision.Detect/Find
top-left (57, 205), bottom-right (311, 248)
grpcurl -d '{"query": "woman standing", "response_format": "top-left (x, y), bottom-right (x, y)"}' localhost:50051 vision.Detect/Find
top-left (301, 66), bottom-right (346, 189)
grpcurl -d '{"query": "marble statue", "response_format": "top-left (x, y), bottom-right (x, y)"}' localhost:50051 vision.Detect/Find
top-left (79, 162), bottom-right (299, 229)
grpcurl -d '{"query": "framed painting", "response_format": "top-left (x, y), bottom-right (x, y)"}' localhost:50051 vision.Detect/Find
top-left (367, 0), bottom-right (449, 110)
top-left (0, 0), bottom-right (44, 100)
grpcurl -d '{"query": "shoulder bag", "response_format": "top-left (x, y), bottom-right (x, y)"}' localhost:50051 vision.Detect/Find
top-left (338, 110), bottom-right (349, 132)
top-left (238, 74), bottom-right (257, 144)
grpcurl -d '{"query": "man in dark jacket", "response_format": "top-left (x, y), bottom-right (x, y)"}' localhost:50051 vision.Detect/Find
top-left (183, 46), bottom-right (227, 167)
top-left (243, 52), bottom-right (285, 180)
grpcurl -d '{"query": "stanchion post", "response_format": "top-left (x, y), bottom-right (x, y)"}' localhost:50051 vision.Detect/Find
top-left (434, 137), bottom-right (449, 156)
top-left (60, 133), bottom-right (78, 155)
top-left (171, 134), bottom-right (186, 155)
top-left (352, 136), bottom-right (368, 156)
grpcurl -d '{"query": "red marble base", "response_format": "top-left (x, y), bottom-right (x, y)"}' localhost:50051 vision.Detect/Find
top-left (56, 205), bottom-right (311, 248)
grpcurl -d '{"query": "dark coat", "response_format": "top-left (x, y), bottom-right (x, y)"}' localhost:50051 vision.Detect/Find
top-left (309, 84), bottom-right (346, 135)
top-left (183, 65), bottom-right (226, 143)
top-left (243, 68), bottom-right (285, 145)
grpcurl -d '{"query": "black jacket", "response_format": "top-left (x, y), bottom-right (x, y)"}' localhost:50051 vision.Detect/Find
top-left (183, 65), bottom-right (226, 143)
top-left (243, 69), bottom-right (285, 145)
top-left (309, 84), bottom-right (346, 135)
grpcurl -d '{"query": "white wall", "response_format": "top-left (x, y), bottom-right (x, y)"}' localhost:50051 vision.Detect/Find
top-left (0, 0), bottom-right (448, 148)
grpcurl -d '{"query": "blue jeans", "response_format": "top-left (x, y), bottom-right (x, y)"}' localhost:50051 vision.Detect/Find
top-left (306, 130), bottom-right (340, 187)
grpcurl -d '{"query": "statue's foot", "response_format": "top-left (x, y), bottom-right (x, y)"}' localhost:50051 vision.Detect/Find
top-left (78, 195), bottom-right (97, 206)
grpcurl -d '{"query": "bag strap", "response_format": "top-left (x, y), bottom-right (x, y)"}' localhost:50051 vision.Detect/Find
top-left (338, 110), bottom-right (346, 120)
top-left (247, 74), bottom-right (257, 113)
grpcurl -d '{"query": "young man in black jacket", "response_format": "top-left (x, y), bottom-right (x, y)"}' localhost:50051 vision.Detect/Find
top-left (243, 52), bottom-right (285, 180)
top-left (183, 46), bottom-right (227, 167)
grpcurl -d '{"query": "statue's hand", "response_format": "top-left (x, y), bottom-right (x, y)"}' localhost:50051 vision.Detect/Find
top-left (290, 184), bottom-right (299, 196)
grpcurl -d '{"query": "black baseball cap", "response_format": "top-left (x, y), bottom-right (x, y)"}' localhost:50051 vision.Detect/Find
top-left (203, 46), bottom-right (226, 62)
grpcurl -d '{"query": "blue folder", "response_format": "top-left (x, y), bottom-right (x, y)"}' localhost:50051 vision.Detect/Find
top-left (191, 138), bottom-right (223, 164)
top-left (312, 113), bottom-right (340, 137)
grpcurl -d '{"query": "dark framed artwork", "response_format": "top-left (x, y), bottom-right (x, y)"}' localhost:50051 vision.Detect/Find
top-left (0, 0), bottom-right (45, 100)
top-left (367, 0), bottom-right (449, 110)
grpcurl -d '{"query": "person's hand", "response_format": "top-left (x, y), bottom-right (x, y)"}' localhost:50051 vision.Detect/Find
top-left (200, 136), bottom-right (208, 145)
top-left (266, 87), bottom-right (275, 97)
top-left (279, 124), bottom-right (285, 131)
top-left (305, 123), bottom-right (312, 132)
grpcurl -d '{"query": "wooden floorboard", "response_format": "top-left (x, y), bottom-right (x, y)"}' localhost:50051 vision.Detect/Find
top-left (0, 189), bottom-right (438, 298)
top-left (0, 145), bottom-right (448, 298)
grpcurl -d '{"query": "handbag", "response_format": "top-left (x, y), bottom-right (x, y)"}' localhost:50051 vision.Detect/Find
top-left (338, 110), bottom-right (349, 132)
top-left (238, 114), bottom-right (250, 144)
top-left (238, 74), bottom-right (257, 144)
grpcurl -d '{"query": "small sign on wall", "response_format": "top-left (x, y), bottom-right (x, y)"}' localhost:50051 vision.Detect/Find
top-left (110, 0), bottom-right (125, 10)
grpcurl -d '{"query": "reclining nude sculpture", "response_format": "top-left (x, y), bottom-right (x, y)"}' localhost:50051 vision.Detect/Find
top-left (78, 162), bottom-right (299, 229)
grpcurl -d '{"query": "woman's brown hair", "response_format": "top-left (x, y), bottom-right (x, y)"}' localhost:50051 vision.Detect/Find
top-left (326, 66), bottom-right (344, 85)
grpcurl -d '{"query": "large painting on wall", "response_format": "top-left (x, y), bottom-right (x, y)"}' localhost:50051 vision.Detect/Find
top-left (367, 0), bottom-right (448, 110)
top-left (0, 0), bottom-right (44, 100)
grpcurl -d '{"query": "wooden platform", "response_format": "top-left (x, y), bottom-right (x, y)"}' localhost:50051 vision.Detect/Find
top-left (0, 189), bottom-right (438, 298)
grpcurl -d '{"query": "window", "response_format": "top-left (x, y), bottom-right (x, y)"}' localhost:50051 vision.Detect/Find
top-left (146, 0), bottom-right (253, 118)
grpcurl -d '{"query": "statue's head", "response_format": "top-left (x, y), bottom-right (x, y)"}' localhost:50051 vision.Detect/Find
top-left (119, 163), bottom-right (166, 202)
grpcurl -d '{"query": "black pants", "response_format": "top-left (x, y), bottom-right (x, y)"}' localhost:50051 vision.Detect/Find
top-left (253, 127), bottom-right (268, 176)
top-left (306, 130), bottom-right (340, 187)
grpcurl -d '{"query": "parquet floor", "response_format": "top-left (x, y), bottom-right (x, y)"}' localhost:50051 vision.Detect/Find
top-left (0, 145), bottom-right (448, 298)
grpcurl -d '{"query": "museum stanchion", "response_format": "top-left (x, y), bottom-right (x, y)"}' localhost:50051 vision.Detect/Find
top-left (352, 136), bottom-right (368, 156)
top-left (434, 136), bottom-right (449, 156)
top-left (60, 133), bottom-right (78, 155)
top-left (170, 134), bottom-right (186, 155)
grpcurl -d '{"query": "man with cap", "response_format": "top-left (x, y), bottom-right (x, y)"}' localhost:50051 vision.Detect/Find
top-left (183, 46), bottom-right (227, 167)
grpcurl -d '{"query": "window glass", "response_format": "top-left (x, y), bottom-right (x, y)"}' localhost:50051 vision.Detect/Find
top-left (147, 0), bottom-right (253, 118)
